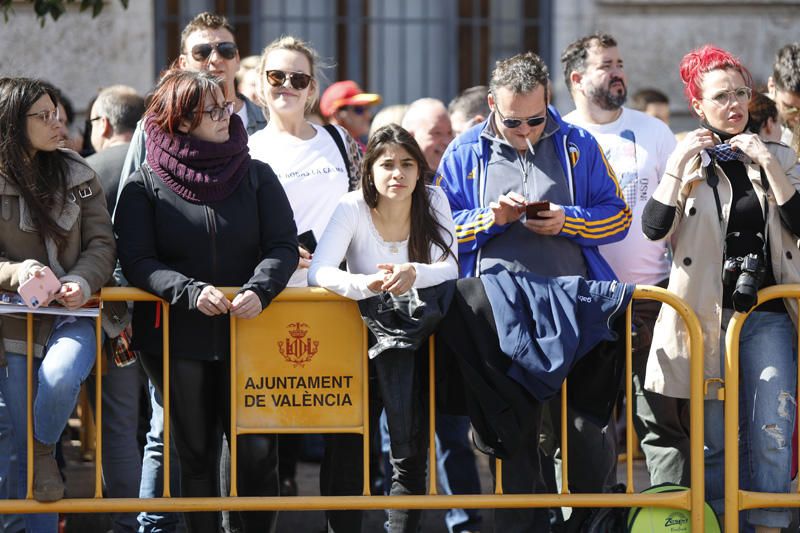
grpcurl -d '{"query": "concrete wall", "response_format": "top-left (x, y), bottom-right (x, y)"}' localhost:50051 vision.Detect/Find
top-left (0, 1), bottom-right (155, 119)
top-left (552, 0), bottom-right (800, 132)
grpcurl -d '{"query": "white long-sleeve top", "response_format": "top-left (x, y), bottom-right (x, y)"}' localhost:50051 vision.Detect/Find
top-left (308, 186), bottom-right (458, 300)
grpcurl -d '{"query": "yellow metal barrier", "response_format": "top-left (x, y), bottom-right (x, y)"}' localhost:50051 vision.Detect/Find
top-left (724, 284), bottom-right (800, 532)
top-left (1, 285), bottom-right (704, 525)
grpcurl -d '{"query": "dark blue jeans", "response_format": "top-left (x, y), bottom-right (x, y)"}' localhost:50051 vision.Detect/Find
top-left (321, 346), bottom-right (428, 533)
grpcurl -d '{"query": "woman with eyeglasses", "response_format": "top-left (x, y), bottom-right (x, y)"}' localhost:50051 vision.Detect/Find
top-left (114, 69), bottom-right (298, 533)
top-left (642, 45), bottom-right (800, 532)
top-left (0, 77), bottom-right (118, 530)
top-left (309, 124), bottom-right (458, 532)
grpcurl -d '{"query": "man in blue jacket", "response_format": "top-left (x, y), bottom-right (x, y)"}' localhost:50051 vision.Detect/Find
top-left (436, 51), bottom-right (631, 532)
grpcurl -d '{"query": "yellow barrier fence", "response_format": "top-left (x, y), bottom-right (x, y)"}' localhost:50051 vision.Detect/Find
top-left (724, 283), bottom-right (800, 532)
top-left (0, 285), bottom-right (704, 527)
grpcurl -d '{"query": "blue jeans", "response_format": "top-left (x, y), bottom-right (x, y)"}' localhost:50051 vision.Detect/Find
top-left (138, 381), bottom-right (184, 533)
top-left (705, 309), bottom-right (797, 530)
top-left (379, 413), bottom-right (483, 533)
top-left (87, 362), bottom-right (146, 533)
top-left (435, 414), bottom-right (483, 533)
top-left (0, 390), bottom-right (23, 533)
top-left (0, 317), bottom-right (97, 533)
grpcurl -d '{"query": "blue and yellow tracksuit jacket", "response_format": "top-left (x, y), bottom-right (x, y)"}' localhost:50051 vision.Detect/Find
top-left (434, 106), bottom-right (631, 281)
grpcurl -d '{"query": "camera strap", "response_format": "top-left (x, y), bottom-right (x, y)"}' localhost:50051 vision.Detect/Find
top-left (704, 163), bottom-right (724, 222)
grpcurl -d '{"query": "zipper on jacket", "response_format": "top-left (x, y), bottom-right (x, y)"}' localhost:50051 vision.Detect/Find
top-left (204, 205), bottom-right (221, 357)
top-left (204, 206), bottom-right (219, 279)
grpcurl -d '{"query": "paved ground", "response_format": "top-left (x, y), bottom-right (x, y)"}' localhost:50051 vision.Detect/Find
top-left (60, 441), bottom-right (651, 533)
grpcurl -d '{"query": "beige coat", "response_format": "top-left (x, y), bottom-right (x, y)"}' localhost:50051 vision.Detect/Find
top-left (645, 141), bottom-right (800, 399)
top-left (0, 150), bottom-right (124, 360)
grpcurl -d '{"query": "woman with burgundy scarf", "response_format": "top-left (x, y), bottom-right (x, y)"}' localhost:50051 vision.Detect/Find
top-left (642, 46), bottom-right (800, 532)
top-left (114, 69), bottom-right (298, 533)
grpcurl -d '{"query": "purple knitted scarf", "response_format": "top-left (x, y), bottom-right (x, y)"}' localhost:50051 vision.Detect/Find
top-left (145, 113), bottom-right (250, 203)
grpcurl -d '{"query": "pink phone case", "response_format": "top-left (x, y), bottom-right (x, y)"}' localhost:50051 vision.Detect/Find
top-left (18, 267), bottom-right (61, 308)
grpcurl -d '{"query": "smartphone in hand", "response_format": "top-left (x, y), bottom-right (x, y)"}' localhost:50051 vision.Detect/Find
top-left (18, 266), bottom-right (61, 308)
top-left (298, 230), bottom-right (317, 254)
top-left (525, 201), bottom-right (550, 220)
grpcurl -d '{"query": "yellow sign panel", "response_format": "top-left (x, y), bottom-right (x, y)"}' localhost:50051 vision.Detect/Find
top-left (235, 299), bottom-right (364, 431)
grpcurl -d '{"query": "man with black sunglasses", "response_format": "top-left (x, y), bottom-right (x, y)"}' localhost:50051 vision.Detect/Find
top-left (320, 80), bottom-right (381, 149)
top-left (562, 33), bottom-right (683, 492)
top-left (115, 12), bottom-right (267, 214)
top-left (436, 51), bottom-right (631, 533)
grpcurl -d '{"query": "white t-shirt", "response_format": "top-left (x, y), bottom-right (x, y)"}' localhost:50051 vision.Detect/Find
top-left (563, 107), bottom-right (676, 285)
top-left (308, 186), bottom-right (458, 302)
top-left (249, 123), bottom-right (350, 286)
top-left (236, 102), bottom-right (249, 131)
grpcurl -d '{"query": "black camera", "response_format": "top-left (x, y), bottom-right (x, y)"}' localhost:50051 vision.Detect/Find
top-left (722, 252), bottom-right (766, 313)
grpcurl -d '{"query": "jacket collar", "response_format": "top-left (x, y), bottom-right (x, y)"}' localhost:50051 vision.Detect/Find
top-left (0, 149), bottom-right (95, 196)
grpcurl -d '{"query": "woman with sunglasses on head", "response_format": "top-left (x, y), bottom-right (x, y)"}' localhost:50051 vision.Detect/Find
top-left (247, 34), bottom-right (364, 497)
top-left (309, 124), bottom-right (458, 532)
top-left (0, 77), bottom-right (119, 531)
top-left (114, 69), bottom-right (298, 533)
top-left (642, 45), bottom-right (800, 532)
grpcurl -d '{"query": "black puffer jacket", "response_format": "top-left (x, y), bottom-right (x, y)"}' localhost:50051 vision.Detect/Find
top-left (114, 160), bottom-right (298, 360)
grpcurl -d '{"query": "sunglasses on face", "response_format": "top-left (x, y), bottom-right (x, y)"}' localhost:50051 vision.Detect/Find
top-left (494, 106), bottom-right (546, 129)
top-left (201, 101), bottom-right (234, 122)
top-left (190, 41), bottom-right (238, 61)
top-left (342, 106), bottom-right (368, 116)
top-left (265, 70), bottom-right (313, 90)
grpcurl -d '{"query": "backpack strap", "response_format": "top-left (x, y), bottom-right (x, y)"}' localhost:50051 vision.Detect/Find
top-left (140, 162), bottom-right (157, 199)
top-left (323, 124), bottom-right (357, 192)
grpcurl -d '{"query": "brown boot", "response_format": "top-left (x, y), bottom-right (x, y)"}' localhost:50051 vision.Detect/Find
top-left (33, 439), bottom-right (64, 502)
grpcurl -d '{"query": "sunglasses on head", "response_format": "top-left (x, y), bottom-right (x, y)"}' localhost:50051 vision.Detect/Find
top-left (265, 70), bottom-right (313, 90)
top-left (190, 41), bottom-right (238, 61)
top-left (494, 106), bottom-right (546, 129)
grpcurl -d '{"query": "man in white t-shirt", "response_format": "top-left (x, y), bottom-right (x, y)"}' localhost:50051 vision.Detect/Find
top-left (561, 33), bottom-right (687, 488)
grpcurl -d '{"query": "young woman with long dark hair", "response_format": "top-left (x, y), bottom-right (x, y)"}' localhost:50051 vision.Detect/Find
top-left (0, 77), bottom-right (119, 531)
top-left (309, 124), bottom-right (457, 532)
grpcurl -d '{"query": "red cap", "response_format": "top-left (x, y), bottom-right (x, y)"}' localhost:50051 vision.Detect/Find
top-left (320, 81), bottom-right (382, 117)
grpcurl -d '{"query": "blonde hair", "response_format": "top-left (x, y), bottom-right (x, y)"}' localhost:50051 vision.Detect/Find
top-left (258, 35), bottom-right (326, 113)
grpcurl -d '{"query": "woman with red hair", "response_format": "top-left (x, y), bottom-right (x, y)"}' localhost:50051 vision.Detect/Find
top-left (115, 69), bottom-right (298, 532)
top-left (642, 45), bottom-right (800, 532)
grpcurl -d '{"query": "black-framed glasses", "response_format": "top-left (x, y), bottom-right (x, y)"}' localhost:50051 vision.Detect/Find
top-left (190, 41), bottom-right (238, 61)
top-left (26, 108), bottom-right (60, 124)
top-left (704, 87), bottom-right (752, 107)
top-left (201, 101), bottom-right (234, 122)
top-left (89, 116), bottom-right (104, 123)
top-left (494, 106), bottom-right (546, 129)
top-left (265, 70), bottom-right (313, 90)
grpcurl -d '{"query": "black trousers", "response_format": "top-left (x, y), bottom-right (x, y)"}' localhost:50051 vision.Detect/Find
top-left (140, 352), bottom-right (279, 533)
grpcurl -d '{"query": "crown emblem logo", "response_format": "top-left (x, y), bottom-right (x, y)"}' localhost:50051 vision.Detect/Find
top-left (278, 322), bottom-right (318, 367)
